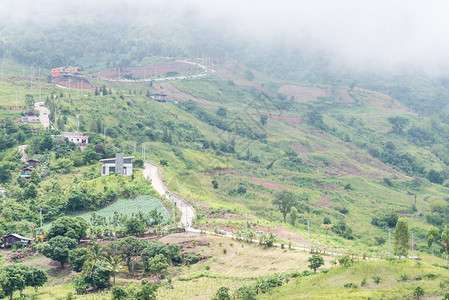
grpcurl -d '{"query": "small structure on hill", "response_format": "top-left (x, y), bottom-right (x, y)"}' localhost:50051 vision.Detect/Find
top-left (60, 132), bottom-right (89, 145)
top-left (151, 94), bottom-right (167, 102)
top-left (100, 153), bottom-right (134, 177)
top-left (3, 234), bottom-right (33, 247)
top-left (21, 167), bottom-right (33, 178)
top-left (27, 159), bottom-right (40, 168)
top-left (21, 115), bottom-right (40, 123)
top-left (51, 67), bottom-right (82, 77)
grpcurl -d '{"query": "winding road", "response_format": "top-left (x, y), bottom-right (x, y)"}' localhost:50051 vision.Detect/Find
top-left (143, 161), bottom-right (196, 231)
top-left (34, 101), bottom-right (50, 129)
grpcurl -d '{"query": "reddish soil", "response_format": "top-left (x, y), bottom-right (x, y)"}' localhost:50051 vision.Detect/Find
top-left (205, 168), bottom-right (235, 175)
top-left (53, 76), bottom-right (95, 90)
top-left (269, 114), bottom-right (301, 125)
top-left (91, 61), bottom-right (194, 79)
top-left (293, 142), bottom-right (311, 154)
top-left (314, 195), bottom-right (333, 207)
top-left (247, 190), bottom-right (266, 197)
top-left (252, 178), bottom-right (286, 190)
top-left (278, 85), bottom-right (354, 103)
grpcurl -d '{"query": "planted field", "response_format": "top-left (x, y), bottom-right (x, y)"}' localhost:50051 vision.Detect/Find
top-left (43, 195), bottom-right (169, 229)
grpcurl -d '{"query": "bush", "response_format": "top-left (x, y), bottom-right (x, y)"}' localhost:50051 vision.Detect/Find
top-left (399, 274), bottom-right (409, 282)
top-left (344, 283), bottom-right (358, 289)
top-left (111, 285), bottom-right (128, 300)
top-left (212, 286), bottom-right (231, 300)
top-left (372, 276), bottom-right (381, 284)
top-left (73, 276), bottom-right (89, 294)
top-left (186, 253), bottom-right (200, 264)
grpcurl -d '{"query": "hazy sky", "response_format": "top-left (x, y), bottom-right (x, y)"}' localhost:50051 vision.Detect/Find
top-left (4, 0), bottom-right (449, 74)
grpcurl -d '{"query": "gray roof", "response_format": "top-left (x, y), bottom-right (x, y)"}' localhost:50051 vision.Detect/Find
top-left (4, 234), bottom-right (33, 240)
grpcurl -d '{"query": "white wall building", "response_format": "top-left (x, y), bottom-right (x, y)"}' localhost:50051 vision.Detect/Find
top-left (100, 153), bottom-right (134, 176)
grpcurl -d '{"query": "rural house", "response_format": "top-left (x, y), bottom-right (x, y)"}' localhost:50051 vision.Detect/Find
top-left (60, 132), bottom-right (89, 145)
top-left (27, 159), bottom-right (40, 168)
top-left (100, 153), bottom-right (134, 177)
top-left (3, 234), bottom-right (33, 247)
top-left (150, 94), bottom-right (167, 101)
top-left (21, 167), bottom-right (33, 178)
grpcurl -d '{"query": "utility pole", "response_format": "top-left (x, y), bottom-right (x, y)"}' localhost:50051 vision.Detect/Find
top-left (388, 228), bottom-right (392, 259)
top-left (411, 232), bottom-right (414, 260)
top-left (39, 207), bottom-right (43, 228)
top-left (134, 141), bottom-right (136, 153)
top-left (103, 126), bottom-right (106, 143)
top-left (307, 220), bottom-right (311, 253)
top-left (246, 210), bottom-right (248, 237)
top-left (15, 88), bottom-right (18, 108)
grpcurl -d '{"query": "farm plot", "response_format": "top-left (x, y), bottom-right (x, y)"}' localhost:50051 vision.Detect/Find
top-left (43, 195), bottom-right (169, 229)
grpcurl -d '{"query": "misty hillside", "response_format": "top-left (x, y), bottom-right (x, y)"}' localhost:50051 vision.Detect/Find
top-left (0, 1), bottom-right (449, 299)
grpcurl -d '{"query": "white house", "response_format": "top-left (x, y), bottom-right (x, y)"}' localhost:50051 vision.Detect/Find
top-left (60, 132), bottom-right (89, 144)
top-left (100, 153), bottom-right (134, 176)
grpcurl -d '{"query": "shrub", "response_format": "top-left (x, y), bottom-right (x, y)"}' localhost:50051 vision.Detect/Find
top-left (372, 276), bottom-right (382, 284)
top-left (111, 285), bottom-right (128, 300)
top-left (212, 287), bottom-right (231, 300)
top-left (344, 283), bottom-right (357, 288)
top-left (399, 274), bottom-right (409, 282)
top-left (413, 286), bottom-right (424, 299)
top-left (361, 277), bottom-right (367, 286)
top-left (186, 253), bottom-right (200, 264)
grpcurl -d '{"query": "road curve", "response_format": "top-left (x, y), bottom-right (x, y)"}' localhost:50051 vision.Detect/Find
top-left (34, 101), bottom-right (50, 129)
top-left (143, 161), bottom-right (196, 231)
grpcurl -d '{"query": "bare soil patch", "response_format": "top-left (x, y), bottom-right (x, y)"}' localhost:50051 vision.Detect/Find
top-left (205, 168), bottom-right (235, 175)
top-left (278, 85), bottom-right (354, 103)
top-left (269, 113), bottom-right (301, 125)
top-left (294, 142), bottom-right (311, 154)
top-left (252, 178), bottom-right (286, 190)
top-left (91, 61), bottom-right (194, 79)
top-left (314, 195), bottom-right (333, 207)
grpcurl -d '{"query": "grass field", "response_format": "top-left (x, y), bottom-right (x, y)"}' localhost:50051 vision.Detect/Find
top-left (261, 260), bottom-right (449, 299)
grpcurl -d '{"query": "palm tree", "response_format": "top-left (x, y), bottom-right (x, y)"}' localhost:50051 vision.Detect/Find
top-left (103, 254), bottom-right (129, 285)
top-left (85, 243), bottom-right (107, 265)
top-left (82, 242), bottom-right (107, 280)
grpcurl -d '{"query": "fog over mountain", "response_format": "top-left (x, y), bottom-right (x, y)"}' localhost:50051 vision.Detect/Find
top-left (3, 0), bottom-right (449, 76)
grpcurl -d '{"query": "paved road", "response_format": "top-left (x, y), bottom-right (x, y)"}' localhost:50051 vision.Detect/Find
top-left (143, 161), bottom-right (196, 231)
top-left (34, 102), bottom-right (50, 129)
top-left (18, 145), bottom-right (28, 162)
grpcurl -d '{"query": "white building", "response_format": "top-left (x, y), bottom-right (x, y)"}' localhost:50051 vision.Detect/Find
top-left (100, 153), bottom-right (134, 176)
top-left (60, 132), bottom-right (89, 144)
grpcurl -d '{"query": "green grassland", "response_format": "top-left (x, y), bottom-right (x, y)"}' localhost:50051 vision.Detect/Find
top-left (261, 260), bottom-right (449, 299)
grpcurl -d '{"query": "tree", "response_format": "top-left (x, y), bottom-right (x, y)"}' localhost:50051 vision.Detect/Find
top-left (272, 190), bottom-right (296, 222)
top-left (69, 248), bottom-right (88, 272)
top-left (146, 254), bottom-right (169, 278)
top-left (135, 280), bottom-right (158, 300)
top-left (28, 267), bottom-right (47, 292)
top-left (46, 216), bottom-right (88, 241)
top-left (30, 169), bottom-right (40, 185)
top-left (426, 226), bottom-right (439, 265)
top-left (212, 179), bottom-right (219, 189)
top-left (387, 116), bottom-right (409, 134)
top-left (260, 115), bottom-right (268, 126)
top-left (308, 255), bottom-right (324, 273)
top-left (289, 207), bottom-right (298, 226)
top-left (441, 226), bottom-right (449, 268)
top-left (42, 236), bottom-right (77, 268)
top-left (3, 265), bottom-right (26, 300)
top-left (40, 132), bottom-right (53, 152)
top-left (394, 218), bottom-right (409, 257)
top-left (124, 216), bottom-right (145, 235)
top-left (413, 286), bottom-right (424, 299)
top-left (216, 107), bottom-right (227, 117)
top-left (108, 236), bottom-right (143, 271)
top-left (103, 255), bottom-right (129, 285)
